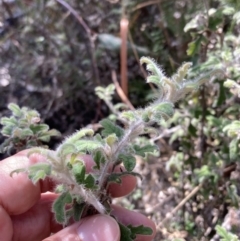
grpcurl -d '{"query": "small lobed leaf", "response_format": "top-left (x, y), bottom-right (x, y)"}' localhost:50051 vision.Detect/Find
top-left (121, 111), bottom-right (137, 122)
top-left (38, 133), bottom-right (51, 142)
top-left (34, 124), bottom-right (49, 132)
top-left (229, 139), bottom-right (239, 160)
top-left (28, 163), bottom-right (52, 184)
top-left (128, 224), bottom-right (153, 236)
top-left (65, 128), bottom-right (95, 144)
top-left (140, 57), bottom-right (165, 83)
top-left (152, 102), bottom-right (174, 120)
top-left (57, 143), bottom-right (78, 157)
top-left (0, 116), bottom-right (17, 126)
top-left (105, 133), bottom-right (118, 146)
top-left (29, 170), bottom-right (47, 184)
top-left (19, 128), bottom-right (34, 139)
top-left (100, 119), bottom-right (124, 138)
top-left (107, 173), bottom-right (122, 184)
top-left (47, 129), bottom-right (61, 137)
top-left (53, 191), bottom-right (73, 224)
top-left (1, 125), bottom-right (14, 136)
top-left (173, 62), bottom-right (192, 82)
top-left (73, 202), bottom-right (85, 221)
top-left (146, 75), bottom-right (162, 87)
top-left (72, 162), bottom-right (86, 184)
top-left (75, 140), bottom-right (103, 152)
top-left (8, 103), bottom-right (22, 117)
top-left (84, 174), bottom-right (96, 189)
top-left (119, 222), bottom-right (133, 241)
top-left (133, 144), bottom-right (158, 157)
top-left (93, 150), bottom-right (106, 169)
top-left (119, 154), bottom-right (136, 172)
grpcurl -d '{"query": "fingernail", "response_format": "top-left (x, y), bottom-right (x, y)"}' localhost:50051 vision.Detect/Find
top-left (77, 214), bottom-right (120, 241)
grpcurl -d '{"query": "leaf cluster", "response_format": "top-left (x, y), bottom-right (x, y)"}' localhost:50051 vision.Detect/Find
top-left (0, 103), bottom-right (60, 153)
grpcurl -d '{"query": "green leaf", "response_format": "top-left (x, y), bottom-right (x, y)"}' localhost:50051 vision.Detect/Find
top-left (119, 222), bottom-right (133, 241)
top-left (128, 224), bottom-right (153, 236)
top-left (28, 163), bottom-right (52, 174)
top-left (93, 150), bottom-right (106, 169)
top-left (84, 174), bottom-right (95, 189)
top-left (133, 144), bottom-right (157, 157)
top-left (108, 172), bottom-right (142, 185)
top-left (57, 143), bottom-right (78, 156)
top-left (187, 37), bottom-right (203, 56)
top-left (19, 128), bottom-right (34, 139)
top-left (65, 128), bottom-right (95, 144)
top-left (107, 173), bottom-right (123, 184)
top-left (30, 124), bottom-right (49, 133)
top-left (229, 139), bottom-right (239, 160)
top-left (146, 75), bottom-right (162, 87)
top-left (153, 102), bottom-right (174, 120)
top-left (105, 133), bottom-right (118, 146)
top-left (75, 140), bottom-right (103, 152)
top-left (215, 225), bottom-right (238, 240)
top-left (53, 191), bottom-right (73, 224)
top-left (46, 129), bottom-right (61, 137)
top-left (28, 163), bottom-right (52, 184)
top-left (216, 81), bottom-right (226, 106)
top-left (121, 111), bottom-right (137, 122)
top-left (119, 154), bottom-right (136, 172)
top-left (1, 125), bottom-right (13, 136)
top-left (8, 103), bottom-right (22, 117)
top-left (73, 202), bottom-right (85, 221)
top-left (100, 119), bottom-right (124, 138)
top-left (38, 133), bottom-right (51, 142)
top-left (29, 170), bottom-right (47, 184)
top-left (72, 162), bottom-right (86, 184)
top-left (140, 57), bottom-right (165, 82)
top-left (188, 123), bottom-right (197, 137)
top-left (0, 116), bottom-right (17, 126)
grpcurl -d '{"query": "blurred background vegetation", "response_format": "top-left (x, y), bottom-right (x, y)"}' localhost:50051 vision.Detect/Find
top-left (1, 0), bottom-right (240, 240)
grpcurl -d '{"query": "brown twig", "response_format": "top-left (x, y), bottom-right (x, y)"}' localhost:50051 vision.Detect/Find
top-left (55, 0), bottom-right (100, 85)
top-left (111, 70), bottom-right (135, 110)
top-left (157, 182), bottom-right (204, 229)
top-left (120, 17), bottom-right (129, 96)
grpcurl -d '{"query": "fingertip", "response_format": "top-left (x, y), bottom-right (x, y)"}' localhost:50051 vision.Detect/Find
top-left (44, 214), bottom-right (120, 241)
top-left (108, 174), bottom-right (137, 197)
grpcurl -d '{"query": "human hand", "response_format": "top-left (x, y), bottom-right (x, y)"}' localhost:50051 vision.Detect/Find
top-left (0, 150), bottom-right (156, 241)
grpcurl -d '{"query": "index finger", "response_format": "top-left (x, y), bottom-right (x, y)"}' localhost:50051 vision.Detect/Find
top-left (0, 151), bottom-right (53, 215)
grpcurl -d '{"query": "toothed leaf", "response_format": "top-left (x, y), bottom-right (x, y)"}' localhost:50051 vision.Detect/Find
top-left (75, 140), bottom-right (103, 152)
top-left (72, 162), bottom-right (86, 184)
top-left (128, 224), bottom-right (153, 236)
top-left (93, 150), bottom-right (106, 169)
top-left (133, 144), bottom-right (158, 157)
top-left (84, 174), bottom-right (96, 189)
top-left (105, 133), bottom-right (118, 146)
top-left (27, 163), bottom-right (52, 184)
top-left (119, 154), bottom-right (136, 172)
top-left (119, 222), bottom-right (133, 241)
top-left (229, 139), bottom-right (239, 160)
top-left (65, 128), bottom-right (95, 144)
top-left (53, 191), bottom-right (72, 224)
top-left (73, 202), bottom-right (85, 221)
top-left (8, 103), bottom-right (22, 117)
top-left (100, 119), bottom-right (124, 138)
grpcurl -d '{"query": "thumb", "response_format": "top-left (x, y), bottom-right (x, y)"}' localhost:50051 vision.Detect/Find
top-left (43, 214), bottom-right (120, 241)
